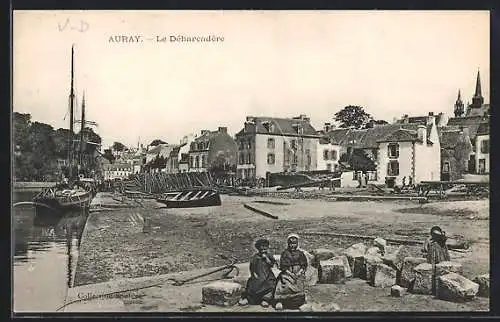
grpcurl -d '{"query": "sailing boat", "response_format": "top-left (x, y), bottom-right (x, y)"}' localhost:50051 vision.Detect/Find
top-left (33, 45), bottom-right (93, 215)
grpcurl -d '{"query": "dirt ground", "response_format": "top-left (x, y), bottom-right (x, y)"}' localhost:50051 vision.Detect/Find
top-left (73, 194), bottom-right (489, 311)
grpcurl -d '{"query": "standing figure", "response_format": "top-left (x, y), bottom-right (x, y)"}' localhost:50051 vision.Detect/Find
top-left (239, 239), bottom-right (277, 307)
top-left (274, 234), bottom-right (308, 310)
top-left (402, 176), bottom-right (407, 188)
top-left (422, 226), bottom-right (450, 295)
top-left (408, 176), bottom-right (413, 188)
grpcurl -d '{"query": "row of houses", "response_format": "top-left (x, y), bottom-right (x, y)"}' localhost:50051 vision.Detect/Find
top-left (102, 71), bottom-right (490, 185)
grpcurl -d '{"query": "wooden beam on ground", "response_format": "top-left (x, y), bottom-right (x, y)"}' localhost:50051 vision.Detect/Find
top-left (330, 194), bottom-right (427, 202)
top-left (277, 178), bottom-right (341, 191)
top-left (243, 203), bottom-right (279, 220)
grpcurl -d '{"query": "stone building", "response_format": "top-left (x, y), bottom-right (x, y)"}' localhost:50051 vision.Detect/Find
top-left (188, 127), bottom-right (238, 173)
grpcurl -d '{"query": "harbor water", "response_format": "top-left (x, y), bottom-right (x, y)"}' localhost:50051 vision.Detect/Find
top-left (13, 190), bottom-right (89, 312)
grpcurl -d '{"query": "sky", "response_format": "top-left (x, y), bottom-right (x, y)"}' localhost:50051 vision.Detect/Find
top-left (13, 10), bottom-right (490, 150)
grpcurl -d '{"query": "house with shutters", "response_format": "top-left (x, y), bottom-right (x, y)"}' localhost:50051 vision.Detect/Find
top-left (316, 123), bottom-right (341, 172)
top-left (326, 112), bottom-right (441, 186)
top-left (235, 114), bottom-right (321, 180)
top-left (188, 127), bottom-right (238, 173)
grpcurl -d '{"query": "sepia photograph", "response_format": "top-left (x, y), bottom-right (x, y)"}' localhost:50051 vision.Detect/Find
top-left (12, 10), bottom-right (490, 314)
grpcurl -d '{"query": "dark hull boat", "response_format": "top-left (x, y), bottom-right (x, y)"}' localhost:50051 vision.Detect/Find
top-left (33, 188), bottom-right (92, 215)
top-left (156, 188), bottom-right (221, 208)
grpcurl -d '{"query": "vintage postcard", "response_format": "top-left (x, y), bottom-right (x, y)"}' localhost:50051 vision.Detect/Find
top-left (12, 10), bottom-right (490, 314)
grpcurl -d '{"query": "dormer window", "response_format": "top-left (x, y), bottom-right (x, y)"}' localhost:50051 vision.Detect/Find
top-left (262, 121), bottom-right (275, 132)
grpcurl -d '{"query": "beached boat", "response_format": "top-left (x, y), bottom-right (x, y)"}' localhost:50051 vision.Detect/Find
top-left (33, 186), bottom-right (92, 215)
top-left (156, 188), bottom-right (221, 208)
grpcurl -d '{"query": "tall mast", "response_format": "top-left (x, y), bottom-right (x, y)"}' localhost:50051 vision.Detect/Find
top-left (68, 45), bottom-right (75, 180)
top-left (79, 91), bottom-right (86, 168)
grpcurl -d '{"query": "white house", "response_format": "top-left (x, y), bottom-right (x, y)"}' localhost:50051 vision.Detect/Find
top-left (475, 122), bottom-right (489, 174)
top-left (103, 162), bottom-right (134, 180)
top-left (317, 136), bottom-right (341, 172)
top-left (326, 112), bottom-right (441, 187)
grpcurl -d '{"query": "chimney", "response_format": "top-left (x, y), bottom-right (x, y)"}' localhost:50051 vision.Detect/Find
top-left (246, 116), bottom-right (255, 123)
top-left (201, 130), bottom-right (210, 136)
top-left (402, 114), bottom-right (409, 124)
top-left (417, 125), bottom-right (426, 142)
top-left (324, 122), bottom-right (331, 132)
top-left (218, 126), bottom-right (227, 133)
top-left (427, 112), bottom-right (436, 126)
top-left (462, 127), bottom-right (470, 139)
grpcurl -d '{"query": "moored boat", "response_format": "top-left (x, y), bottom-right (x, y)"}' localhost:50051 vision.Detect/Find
top-left (156, 188), bottom-right (221, 208)
top-left (33, 186), bottom-right (92, 215)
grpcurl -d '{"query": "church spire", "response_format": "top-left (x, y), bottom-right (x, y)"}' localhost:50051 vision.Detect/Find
top-left (454, 89), bottom-right (464, 117)
top-left (472, 69), bottom-right (484, 108)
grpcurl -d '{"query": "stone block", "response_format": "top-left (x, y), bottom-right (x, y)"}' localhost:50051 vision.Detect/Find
top-left (319, 258), bottom-right (345, 284)
top-left (303, 250), bottom-right (319, 286)
top-left (343, 247), bottom-right (365, 278)
top-left (391, 285), bottom-right (407, 297)
top-left (400, 257), bottom-right (427, 289)
top-left (366, 246), bottom-right (382, 256)
top-left (202, 281), bottom-right (244, 307)
top-left (231, 275), bottom-right (249, 287)
top-left (435, 261), bottom-right (462, 286)
top-left (349, 242), bottom-right (368, 253)
top-left (332, 255), bottom-right (352, 279)
top-left (312, 248), bottom-right (343, 261)
top-left (373, 263), bottom-right (397, 288)
top-left (382, 245), bottom-right (411, 271)
top-left (373, 237), bottom-right (387, 253)
top-left (364, 255), bottom-right (383, 284)
top-left (473, 274), bottom-right (489, 297)
top-left (412, 263), bottom-right (433, 295)
top-left (437, 272), bottom-right (479, 302)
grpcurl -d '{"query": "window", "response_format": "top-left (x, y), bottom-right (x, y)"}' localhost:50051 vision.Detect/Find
top-left (247, 152), bottom-right (252, 164)
top-left (239, 153), bottom-right (245, 165)
top-left (387, 160), bottom-right (399, 176)
top-left (268, 138), bottom-right (275, 149)
top-left (331, 150), bottom-right (338, 161)
top-left (248, 139), bottom-right (252, 149)
top-left (442, 162), bottom-right (450, 173)
top-left (388, 143), bottom-right (399, 158)
top-left (292, 154), bottom-right (298, 164)
top-left (201, 155), bottom-right (205, 168)
top-left (291, 140), bottom-right (297, 150)
top-left (267, 153), bottom-right (275, 165)
top-left (326, 164), bottom-right (332, 172)
top-left (323, 149), bottom-right (329, 160)
top-left (195, 156), bottom-right (199, 168)
top-left (480, 139), bottom-right (489, 154)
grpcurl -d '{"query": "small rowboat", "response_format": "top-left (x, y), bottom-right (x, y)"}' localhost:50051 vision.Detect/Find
top-left (156, 188), bottom-right (221, 208)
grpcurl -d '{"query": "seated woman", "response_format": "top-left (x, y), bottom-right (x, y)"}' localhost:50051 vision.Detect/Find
top-left (274, 234), bottom-right (308, 310)
top-left (239, 238), bottom-right (277, 307)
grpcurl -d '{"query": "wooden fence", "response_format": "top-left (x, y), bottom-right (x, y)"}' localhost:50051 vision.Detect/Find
top-left (125, 172), bottom-right (216, 194)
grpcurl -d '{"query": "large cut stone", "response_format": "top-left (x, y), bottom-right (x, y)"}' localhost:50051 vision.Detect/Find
top-left (373, 237), bottom-right (387, 254)
top-left (343, 245), bottom-right (366, 278)
top-left (319, 258), bottom-right (345, 284)
top-left (473, 274), bottom-right (489, 297)
top-left (332, 255), bottom-right (352, 279)
top-left (202, 281), bottom-right (244, 307)
top-left (299, 250), bottom-right (318, 286)
top-left (373, 263), bottom-right (397, 288)
top-left (400, 257), bottom-right (427, 289)
top-left (382, 245), bottom-right (411, 271)
top-left (231, 275), bottom-right (249, 287)
top-left (435, 261), bottom-right (462, 286)
top-left (391, 285), bottom-right (407, 297)
top-left (437, 272), bottom-right (479, 302)
top-left (312, 248), bottom-right (343, 261)
top-left (365, 255), bottom-right (383, 284)
top-left (412, 263), bottom-right (433, 295)
top-left (366, 247), bottom-right (382, 256)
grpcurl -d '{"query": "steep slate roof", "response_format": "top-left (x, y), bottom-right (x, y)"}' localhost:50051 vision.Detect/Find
top-left (439, 130), bottom-right (461, 149)
top-left (467, 104), bottom-right (489, 117)
top-left (477, 122), bottom-right (490, 135)
top-left (237, 116), bottom-right (320, 137)
top-left (377, 129), bottom-right (420, 143)
top-left (326, 123), bottom-right (431, 149)
top-left (446, 116), bottom-right (487, 140)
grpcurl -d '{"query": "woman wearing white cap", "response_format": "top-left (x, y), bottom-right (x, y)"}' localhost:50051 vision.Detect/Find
top-left (273, 233), bottom-right (308, 310)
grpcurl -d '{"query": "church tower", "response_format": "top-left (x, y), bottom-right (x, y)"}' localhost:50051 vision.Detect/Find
top-left (454, 89), bottom-right (464, 117)
top-left (471, 69), bottom-right (484, 109)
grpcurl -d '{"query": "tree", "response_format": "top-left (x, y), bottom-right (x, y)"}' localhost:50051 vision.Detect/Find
top-left (453, 133), bottom-right (473, 175)
top-left (334, 106), bottom-right (373, 129)
top-left (149, 139), bottom-right (167, 147)
top-left (112, 141), bottom-right (126, 152)
top-left (334, 106), bottom-right (388, 129)
top-left (339, 149), bottom-right (376, 172)
top-left (102, 149), bottom-right (116, 164)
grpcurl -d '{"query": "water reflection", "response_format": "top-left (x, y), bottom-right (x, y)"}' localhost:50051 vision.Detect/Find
top-left (13, 190), bottom-right (89, 312)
